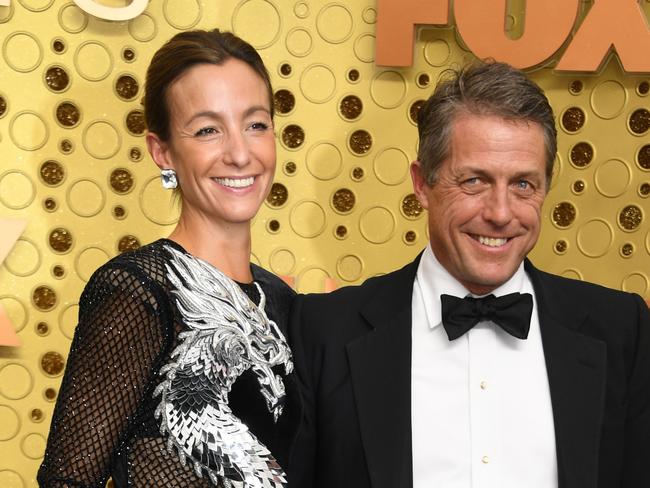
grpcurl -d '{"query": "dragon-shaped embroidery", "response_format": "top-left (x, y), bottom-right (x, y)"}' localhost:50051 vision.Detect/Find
top-left (154, 245), bottom-right (293, 488)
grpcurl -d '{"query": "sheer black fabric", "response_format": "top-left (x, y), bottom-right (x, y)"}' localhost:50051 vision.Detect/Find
top-left (38, 239), bottom-right (297, 487)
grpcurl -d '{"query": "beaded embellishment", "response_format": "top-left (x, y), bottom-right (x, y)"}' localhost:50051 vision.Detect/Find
top-left (154, 245), bottom-right (293, 487)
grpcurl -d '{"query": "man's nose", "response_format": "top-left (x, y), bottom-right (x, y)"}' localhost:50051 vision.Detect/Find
top-left (483, 187), bottom-right (514, 226)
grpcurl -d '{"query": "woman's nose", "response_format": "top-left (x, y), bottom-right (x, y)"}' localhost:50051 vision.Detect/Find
top-left (223, 131), bottom-right (250, 167)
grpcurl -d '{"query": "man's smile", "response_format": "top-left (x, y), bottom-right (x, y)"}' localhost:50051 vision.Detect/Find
top-left (470, 234), bottom-right (510, 248)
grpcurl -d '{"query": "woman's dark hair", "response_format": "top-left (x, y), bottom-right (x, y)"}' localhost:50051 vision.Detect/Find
top-left (144, 29), bottom-right (274, 141)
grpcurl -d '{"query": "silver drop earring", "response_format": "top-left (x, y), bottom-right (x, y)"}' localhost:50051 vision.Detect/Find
top-left (161, 169), bottom-right (177, 189)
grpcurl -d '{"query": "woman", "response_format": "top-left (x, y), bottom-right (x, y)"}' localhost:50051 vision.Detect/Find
top-left (38, 29), bottom-right (298, 488)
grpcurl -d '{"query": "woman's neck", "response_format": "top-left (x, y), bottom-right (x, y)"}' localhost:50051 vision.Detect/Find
top-left (167, 213), bottom-right (253, 283)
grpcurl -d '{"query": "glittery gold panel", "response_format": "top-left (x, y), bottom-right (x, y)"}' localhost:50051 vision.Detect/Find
top-left (351, 167), bottom-right (365, 180)
top-left (349, 129), bottom-right (372, 154)
top-left (274, 89), bottom-right (296, 115)
top-left (569, 80), bottom-right (583, 95)
top-left (36, 322), bottom-right (49, 336)
top-left (115, 74), bottom-right (139, 100)
top-left (552, 202), bottom-right (577, 228)
top-left (40, 352), bottom-right (65, 376)
top-left (554, 240), bottom-right (568, 254)
top-left (619, 205), bottom-right (643, 231)
top-left (59, 139), bottom-right (73, 154)
top-left (43, 197), bottom-right (57, 212)
top-left (31, 408), bottom-right (44, 422)
top-left (266, 182), bottom-right (289, 207)
top-left (638, 145), bottom-right (650, 169)
top-left (48, 228), bottom-right (73, 253)
top-left (629, 108), bottom-right (650, 135)
top-left (126, 109), bottom-right (145, 135)
top-left (55, 101), bottom-right (81, 128)
top-left (339, 94), bottom-right (363, 120)
top-left (32, 286), bottom-right (57, 311)
top-left (570, 142), bottom-right (594, 167)
top-left (561, 106), bottom-right (586, 132)
top-left (45, 66), bottom-right (70, 92)
top-left (404, 230), bottom-right (417, 243)
top-left (2, 1), bottom-right (650, 484)
top-left (39, 160), bottom-right (65, 186)
top-left (409, 99), bottom-right (424, 124)
top-left (110, 168), bottom-right (134, 194)
top-left (402, 194), bottom-right (423, 218)
top-left (335, 225), bottom-right (348, 238)
top-left (638, 81), bottom-right (650, 96)
top-left (332, 188), bottom-right (355, 213)
top-left (281, 124), bottom-right (304, 149)
top-left (118, 235), bottom-right (141, 253)
top-left (621, 243), bottom-right (634, 257)
top-left (573, 180), bottom-right (585, 194)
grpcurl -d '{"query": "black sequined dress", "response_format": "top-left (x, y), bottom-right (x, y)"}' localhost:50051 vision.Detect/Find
top-left (38, 239), bottom-right (298, 487)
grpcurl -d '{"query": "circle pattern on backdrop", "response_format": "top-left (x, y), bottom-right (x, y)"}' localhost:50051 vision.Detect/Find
top-left (316, 3), bottom-right (353, 44)
top-left (2, 4), bottom-right (650, 481)
top-left (306, 142), bottom-right (343, 180)
top-left (0, 363), bottom-right (33, 400)
top-left (3, 31), bottom-right (43, 73)
top-left (9, 111), bottom-right (48, 151)
top-left (359, 206), bottom-right (396, 244)
top-left (290, 200), bottom-right (327, 238)
top-left (0, 171), bottom-right (36, 209)
top-left (232, 0), bottom-right (281, 49)
top-left (74, 41), bottom-right (113, 82)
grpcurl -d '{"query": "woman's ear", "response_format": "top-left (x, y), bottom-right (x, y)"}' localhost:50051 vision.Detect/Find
top-left (146, 132), bottom-right (173, 171)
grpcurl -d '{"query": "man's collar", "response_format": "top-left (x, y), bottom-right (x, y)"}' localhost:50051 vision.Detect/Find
top-left (415, 243), bottom-right (527, 330)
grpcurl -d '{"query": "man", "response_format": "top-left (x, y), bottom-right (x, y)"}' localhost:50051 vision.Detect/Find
top-left (288, 62), bottom-right (650, 488)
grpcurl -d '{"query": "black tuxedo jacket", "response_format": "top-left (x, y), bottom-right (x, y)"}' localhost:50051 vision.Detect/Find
top-left (288, 256), bottom-right (650, 488)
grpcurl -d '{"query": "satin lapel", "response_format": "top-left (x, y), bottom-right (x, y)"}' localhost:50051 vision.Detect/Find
top-left (347, 256), bottom-right (420, 488)
top-left (526, 261), bottom-right (607, 488)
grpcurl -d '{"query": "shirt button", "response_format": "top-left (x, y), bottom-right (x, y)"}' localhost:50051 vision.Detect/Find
top-left (480, 380), bottom-right (488, 390)
top-left (482, 455), bottom-right (490, 464)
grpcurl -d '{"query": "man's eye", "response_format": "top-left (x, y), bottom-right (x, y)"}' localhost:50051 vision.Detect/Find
top-left (464, 177), bottom-right (480, 185)
top-left (517, 180), bottom-right (531, 190)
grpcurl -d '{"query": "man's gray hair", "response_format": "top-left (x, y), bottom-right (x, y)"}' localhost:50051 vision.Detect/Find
top-left (417, 61), bottom-right (557, 187)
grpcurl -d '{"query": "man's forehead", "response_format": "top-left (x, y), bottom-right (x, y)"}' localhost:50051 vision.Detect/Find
top-left (444, 113), bottom-right (547, 174)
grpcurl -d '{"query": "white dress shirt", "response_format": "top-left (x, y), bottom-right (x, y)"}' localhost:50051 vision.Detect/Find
top-left (411, 245), bottom-right (558, 488)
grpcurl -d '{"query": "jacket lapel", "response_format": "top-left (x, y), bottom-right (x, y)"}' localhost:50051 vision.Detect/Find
top-left (347, 256), bottom-right (421, 488)
top-left (526, 261), bottom-right (607, 488)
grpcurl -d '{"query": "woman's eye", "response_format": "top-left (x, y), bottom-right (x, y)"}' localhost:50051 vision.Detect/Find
top-left (195, 127), bottom-right (217, 137)
top-left (250, 122), bottom-right (270, 131)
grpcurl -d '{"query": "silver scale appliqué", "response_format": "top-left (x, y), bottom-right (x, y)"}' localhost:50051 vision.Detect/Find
top-left (154, 245), bottom-right (293, 487)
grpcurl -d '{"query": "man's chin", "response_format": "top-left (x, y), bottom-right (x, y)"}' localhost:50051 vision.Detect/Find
top-left (461, 269), bottom-right (518, 295)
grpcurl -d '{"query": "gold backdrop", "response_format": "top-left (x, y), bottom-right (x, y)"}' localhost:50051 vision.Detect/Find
top-left (0, 0), bottom-right (649, 485)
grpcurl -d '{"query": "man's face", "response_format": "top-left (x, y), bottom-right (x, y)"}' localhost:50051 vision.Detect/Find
top-left (411, 113), bottom-right (548, 295)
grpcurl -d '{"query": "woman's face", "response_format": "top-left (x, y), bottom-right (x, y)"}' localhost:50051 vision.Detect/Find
top-left (148, 59), bottom-right (275, 229)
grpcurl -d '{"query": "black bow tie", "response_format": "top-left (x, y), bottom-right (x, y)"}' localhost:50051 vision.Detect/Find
top-left (440, 292), bottom-right (533, 341)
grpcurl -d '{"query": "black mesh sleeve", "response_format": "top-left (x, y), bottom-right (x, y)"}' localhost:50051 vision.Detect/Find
top-left (38, 265), bottom-right (171, 487)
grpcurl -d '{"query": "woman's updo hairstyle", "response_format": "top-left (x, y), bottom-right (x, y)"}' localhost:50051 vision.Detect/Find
top-left (144, 29), bottom-right (274, 141)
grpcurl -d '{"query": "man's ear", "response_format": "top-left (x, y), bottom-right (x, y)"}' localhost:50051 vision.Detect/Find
top-left (146, 132), bottom-right (173, 171)
top-left (409, 161), bottom-right (430, 210)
